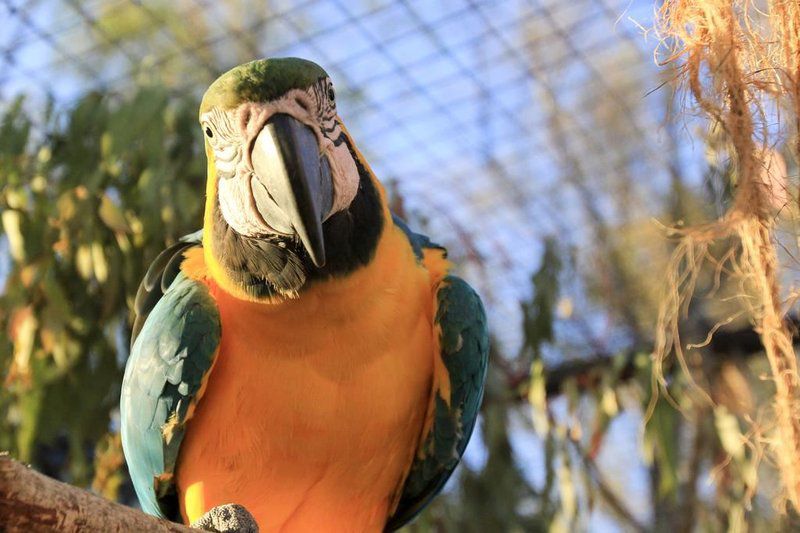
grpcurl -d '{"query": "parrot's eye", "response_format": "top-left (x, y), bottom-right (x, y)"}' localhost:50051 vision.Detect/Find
top-left (205, 127), bottom-right (214, 139)
top-left (328, 86), bottom-right (335, 102)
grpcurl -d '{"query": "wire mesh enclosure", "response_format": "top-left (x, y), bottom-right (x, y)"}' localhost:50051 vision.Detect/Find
top-left (11, 1), bottom-right (799, 531)
top-left (0, 0), bottom-right (677, 354)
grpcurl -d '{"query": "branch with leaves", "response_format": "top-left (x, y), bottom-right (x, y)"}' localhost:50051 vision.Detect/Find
top-left (516, 316), bottom-right (800, 399)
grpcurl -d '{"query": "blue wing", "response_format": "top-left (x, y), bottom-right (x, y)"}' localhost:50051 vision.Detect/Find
top-left (120, 232), bottom-right (220, 519)
top-left (387, 217), bottom-right (490, 530)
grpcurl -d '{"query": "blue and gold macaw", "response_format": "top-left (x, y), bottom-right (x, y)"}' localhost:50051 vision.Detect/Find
top-left (120, 57), bottom-right (488, 532)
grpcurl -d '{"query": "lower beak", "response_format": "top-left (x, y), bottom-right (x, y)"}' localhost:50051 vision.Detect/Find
top-left (250, 114), bottom-right (333, 268)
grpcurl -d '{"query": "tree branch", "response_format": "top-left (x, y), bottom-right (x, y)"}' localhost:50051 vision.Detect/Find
top-left (0, 453), bottom-right (192, 532)
top-left (539, 317), bottom-right (800, 398)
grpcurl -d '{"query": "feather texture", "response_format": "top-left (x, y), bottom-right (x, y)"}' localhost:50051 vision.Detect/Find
top-left (121, 233), bottom-right (220, 519)
top-left (385, 221), bottom-right (489, 531)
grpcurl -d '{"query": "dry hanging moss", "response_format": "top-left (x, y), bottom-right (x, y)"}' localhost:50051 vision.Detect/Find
top-left (654, 0), bottom-right (800, 510)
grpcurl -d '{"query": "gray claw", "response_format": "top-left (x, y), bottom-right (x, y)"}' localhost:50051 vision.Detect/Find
top-left (191, 503), bottom-right (259, 533)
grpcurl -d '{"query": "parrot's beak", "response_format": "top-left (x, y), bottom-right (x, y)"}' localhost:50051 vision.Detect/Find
top-left (250, 114), bottom-right (333, 268)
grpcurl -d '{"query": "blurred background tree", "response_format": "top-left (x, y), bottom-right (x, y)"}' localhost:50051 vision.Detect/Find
top-left (2, 0), bottom-right (800, 531)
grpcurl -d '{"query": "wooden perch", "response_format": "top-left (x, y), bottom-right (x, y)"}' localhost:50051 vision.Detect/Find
top-left (0, 453), bottom-right (192, 532)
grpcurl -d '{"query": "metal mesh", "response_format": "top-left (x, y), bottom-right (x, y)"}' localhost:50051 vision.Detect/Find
top-left (0, 0), bottom-right (674, 354)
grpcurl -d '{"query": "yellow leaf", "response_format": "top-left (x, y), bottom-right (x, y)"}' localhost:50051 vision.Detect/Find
top-left (556, 297), bottom-right (573, 319)
top-left (101, 132), bottom-right (112, 158)
top-left (714, 406), bottom-right (745, 461)
top-left (52, 235), bottom-right (69, 254)
top-left (528, 359), bottom-right (549, 435)
top-left (37, 146), bottom-right (51, 163)
top-left (39, 325), bottom-right (54, 353)
top-left (91, 242), bottom-right (108, 283)
top-left (557, 451), bottom-right (576, 521)
top-left (115, 232), bottom-right (131, 253)
top-left (7, 306), bottom-right (37, 385)
top-left (601, 386), bottom-right (618, 417)
top-left (20, 263), bottom-right (38, 287)
top-left (2, 210), bottom-right (25, 261)
top-left (161, 205), bottom-right (175, 224)
top-left (76, 245), bottom-right (93, 280)
top-left (99, 194), bottom-right (131, 234)
top-left (51, 332), bottom-right (69, 369)
top-left (30, 175), bottom-right (47, 193)
top-left (129, 215), bottom-right (143, 236)
top-left (57, 192), bottom-right (76, 221)
top-left (5, 188), bottom-right (27, 209)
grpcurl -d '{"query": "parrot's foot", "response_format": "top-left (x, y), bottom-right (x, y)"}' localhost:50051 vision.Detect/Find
top-left (191, 503), bottom-right (259, 533)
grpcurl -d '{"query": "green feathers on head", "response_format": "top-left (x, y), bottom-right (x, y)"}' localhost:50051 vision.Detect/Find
top-left (200, 57), bottom-right (329, 114)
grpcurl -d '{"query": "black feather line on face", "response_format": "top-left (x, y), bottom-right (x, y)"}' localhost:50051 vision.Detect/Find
top-left (330, 131), bottom-right (347, 147)
top-left (210, 134), bottom-right (383, 298)
top-left (212, 200), bottom-right (306, 298)
top-left (312, 133), bottom-right (384, 278)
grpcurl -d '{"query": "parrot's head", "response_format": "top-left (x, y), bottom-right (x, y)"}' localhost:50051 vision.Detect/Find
top-left (199, 57), bottom-right (383, 301)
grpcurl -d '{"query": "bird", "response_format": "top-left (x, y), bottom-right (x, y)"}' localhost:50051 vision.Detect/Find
top-left (120, 57), bottom-right (488, 533)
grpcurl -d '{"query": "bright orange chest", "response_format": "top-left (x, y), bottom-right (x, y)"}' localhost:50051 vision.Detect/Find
top-left (176, 229), bottom-right (436, 532)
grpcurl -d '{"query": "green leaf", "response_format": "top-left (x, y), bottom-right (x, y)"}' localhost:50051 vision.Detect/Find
top-left (644, 398), bottom-right (679, 499)
top-left (15, 384), bottom-right (44, 462)
top-left (522, 238), bottom-right (561, 356)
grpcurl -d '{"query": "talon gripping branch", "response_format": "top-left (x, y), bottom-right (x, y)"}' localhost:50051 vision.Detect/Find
top-left (120, 58), bottom-right (488, 532)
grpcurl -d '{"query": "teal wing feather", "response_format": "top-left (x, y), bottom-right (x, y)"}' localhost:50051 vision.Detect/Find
top-left (120, 231), bottom-right (220, 520)
top-left (391, 214), bottom-right (445, 261)
top-left (387, 216), bottom-right (490, 531)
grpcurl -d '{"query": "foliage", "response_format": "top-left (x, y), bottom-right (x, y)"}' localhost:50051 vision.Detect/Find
top-left (0, 88), bottom-right (205, 487)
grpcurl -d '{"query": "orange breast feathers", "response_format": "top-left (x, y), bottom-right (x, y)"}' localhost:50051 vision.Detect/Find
top-left (176, 224), bottom-right (446, 532)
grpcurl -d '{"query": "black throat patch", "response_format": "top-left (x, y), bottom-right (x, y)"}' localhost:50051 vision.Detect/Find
top-left (210, 136), bottom-right (384, 299)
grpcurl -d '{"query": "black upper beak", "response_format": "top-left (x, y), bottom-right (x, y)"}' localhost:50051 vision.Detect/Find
top-left (250, 114), bottom-right (333, 268)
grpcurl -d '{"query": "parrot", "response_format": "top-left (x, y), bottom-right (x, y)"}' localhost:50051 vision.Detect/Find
top-left (120, 57), bottom-right (489, 532)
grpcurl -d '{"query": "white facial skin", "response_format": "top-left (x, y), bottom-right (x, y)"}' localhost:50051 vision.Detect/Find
top-left (200, 78), bottom-right (360, 238)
